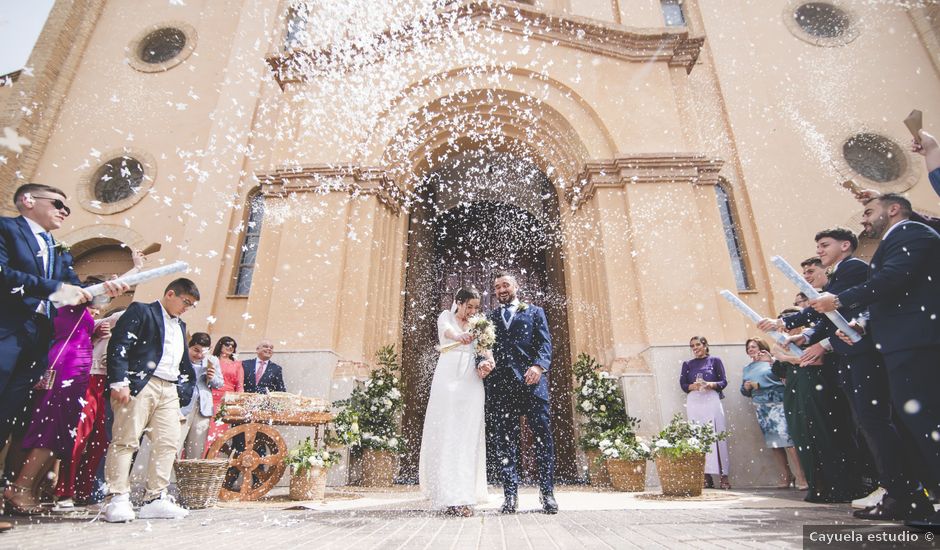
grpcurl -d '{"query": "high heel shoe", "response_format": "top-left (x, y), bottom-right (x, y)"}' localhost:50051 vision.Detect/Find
top-left (3, 483), bottom-right (44, 516)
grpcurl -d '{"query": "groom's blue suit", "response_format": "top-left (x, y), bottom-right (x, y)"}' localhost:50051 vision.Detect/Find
top-left (484, 301), bottom-right (555, 497)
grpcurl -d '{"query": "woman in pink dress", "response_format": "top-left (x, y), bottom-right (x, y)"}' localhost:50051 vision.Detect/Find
top-left (4, 304), bottom-right (95, 514)
top-left (207, 336), bottom-right (244, 450)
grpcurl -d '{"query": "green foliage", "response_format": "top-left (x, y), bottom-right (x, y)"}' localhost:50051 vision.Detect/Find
top-left (596, 425), bottom-right (652, 462)
top-left (651, 413), bottom-right (729, 459)
top-left (285, 437), bottom-right (341, 474)
top-left (574, 353), bottom-right (636, 451)
top-left (332, 344), bottom-right (404, 453)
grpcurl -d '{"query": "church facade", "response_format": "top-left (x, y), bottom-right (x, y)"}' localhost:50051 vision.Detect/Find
top-left (2, 0), bottom-right (939, 487)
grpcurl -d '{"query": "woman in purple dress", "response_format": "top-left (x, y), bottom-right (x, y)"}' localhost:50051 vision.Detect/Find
top-left (3, 304), bottom-right (96, 513)
top-left (679, 336), bottom-right (731, 490)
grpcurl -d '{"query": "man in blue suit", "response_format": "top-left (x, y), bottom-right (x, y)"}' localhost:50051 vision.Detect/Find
top-left (480, 271), bottom-right (556, 514)
top-left (242, 340), bottom-right (287, 394)
top-left (0, 183), bottom-right (94, 446)
top-left (813, 194), bottom-right (940, 525)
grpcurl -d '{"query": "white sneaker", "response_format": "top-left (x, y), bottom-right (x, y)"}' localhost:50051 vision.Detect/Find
top-left (103, 495), bottom-right (136, 523)
top-left (138, 492), bottom-right (189, 519)
top-left (852, 487), bottom-right (886, 509)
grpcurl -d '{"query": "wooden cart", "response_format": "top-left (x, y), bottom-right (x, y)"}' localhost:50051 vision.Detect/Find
top-left (205, 394), bottom-right (334, 501)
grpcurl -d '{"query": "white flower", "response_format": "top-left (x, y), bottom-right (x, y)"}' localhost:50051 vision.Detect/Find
top-left (599, 405), bottom-right (606, 412)
top-left (655, 439), bottom-right (672, 448)
top-left (598, 438), bottom-right (611, 448)
top-left (581, 386), bottom-right (591, 396)
top-left (580, 401), bottom-right (593, 412)
top-left (388, 437), bottom-right (398, 448)
top-left (389, 388), bottom-right (401, 399)
top-left (687, 437), bottom-right (700, 447)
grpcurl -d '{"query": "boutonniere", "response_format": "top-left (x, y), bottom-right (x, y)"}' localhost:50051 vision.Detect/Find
top-left (54, 241), bottom-right (71, 254)
top-left (516, 302), bottom-right (528, 312)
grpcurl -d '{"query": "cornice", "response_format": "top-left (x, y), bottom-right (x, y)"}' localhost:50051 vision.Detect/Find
top-left (267, 1), bottom-right (704, 88)
top-left (256, 165), bottom-right (405, 215)
top-left (569, 154), bottom-right (724, 210)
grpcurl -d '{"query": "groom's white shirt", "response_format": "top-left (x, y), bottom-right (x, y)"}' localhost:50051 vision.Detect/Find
top-left (501, 298), bottom-right (521, 328)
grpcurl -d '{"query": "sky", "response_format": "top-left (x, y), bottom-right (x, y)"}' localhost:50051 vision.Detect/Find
top-left (0, 0), bottom-right (55, 76)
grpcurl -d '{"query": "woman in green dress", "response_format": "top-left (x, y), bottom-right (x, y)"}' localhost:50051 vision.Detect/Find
top-left (769, 308), bottom-right (870, 503)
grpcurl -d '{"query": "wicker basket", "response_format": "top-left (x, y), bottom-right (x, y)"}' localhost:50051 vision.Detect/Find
top-left (289, 466), bottom-right (328, 501)
top-left (655, 453), bottom-right (706, 497)
top-left (360, 449), bottom-right (398, 486)
top-left (606, 458), bottom-right (646, 492)
top-left (173, 459), bottom-right (229, 509)
top-left (584, 449), bottom-right (611, 486)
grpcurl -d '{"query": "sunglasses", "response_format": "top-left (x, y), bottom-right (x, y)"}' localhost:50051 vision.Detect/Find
top-left (33, 196), bottom-right (71, 216)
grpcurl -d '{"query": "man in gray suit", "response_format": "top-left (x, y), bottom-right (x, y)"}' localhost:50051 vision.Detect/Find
top-left (178, 332), bottom-right (222, 459)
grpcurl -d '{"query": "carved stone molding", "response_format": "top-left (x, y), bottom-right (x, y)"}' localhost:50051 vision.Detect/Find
top-left (267, 1), bottom-right (705, 88)
top-left (569, 154), bottom-right (724, 209)
top-left (256, 164), bottom-right (404, 214)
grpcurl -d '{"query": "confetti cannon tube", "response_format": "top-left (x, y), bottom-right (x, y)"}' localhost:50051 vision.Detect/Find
top-left (50, 261), bottom-right (190, 307)
top-left (719, 290), bottom-right (804, 356)
top-left (769, 256), bottom-right (861, 343)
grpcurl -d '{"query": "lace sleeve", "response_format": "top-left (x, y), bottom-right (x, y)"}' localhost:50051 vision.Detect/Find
top-left (437, 310), bottom-right (459, 345)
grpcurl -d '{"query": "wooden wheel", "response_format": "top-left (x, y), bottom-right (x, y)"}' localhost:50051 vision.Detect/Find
top-left (205, 423), bottom-right (287, 501)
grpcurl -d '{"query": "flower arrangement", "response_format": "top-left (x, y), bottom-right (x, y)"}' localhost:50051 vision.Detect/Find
top-left (651, 413), bottom-right (728, 460)
top-left (332, 344), bottom-right (404, 453)
top-left (285, 437), bottom-right (341, 475)
top-left (573, 353), bottom-right (633, 451)
top-left (467, 313), bottom-right (495, 352)
top-left (597, 425), bottom-right (652, 462)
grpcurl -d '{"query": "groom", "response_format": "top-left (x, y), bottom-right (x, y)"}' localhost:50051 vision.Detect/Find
top-left (479, 271), bottom-right (557, 514)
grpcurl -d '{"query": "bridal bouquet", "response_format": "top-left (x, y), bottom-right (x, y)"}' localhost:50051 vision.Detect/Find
top-left (438, 313), bottom-right (496, 354)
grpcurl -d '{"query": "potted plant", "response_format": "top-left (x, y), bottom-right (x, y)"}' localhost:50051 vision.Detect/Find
top-left (597, 425), bottom-right (651, 492)
top-left (651, 413), bottom-right (728, 497)
top-left (574, 353), bottom-right (631, 486)
top-left (285, 437), bottom-right (341, 501)
top-left (333, 345), bottom-right (404, 486)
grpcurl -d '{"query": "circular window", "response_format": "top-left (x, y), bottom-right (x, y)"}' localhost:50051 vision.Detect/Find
top-left (77, 149), bottom-right (156, 215)
top-left (794, 3), bottom-right (850, 38)
top-left (94, 156), bottom-right (145, 203)
top-left (842, 133), bottom-right (905, 184)
top-left (783, 1), bottom-right (858, 47)
top-left (127, 22), bottom-right (197, 73)
top-left (139, 28), bottom-right (186, 64)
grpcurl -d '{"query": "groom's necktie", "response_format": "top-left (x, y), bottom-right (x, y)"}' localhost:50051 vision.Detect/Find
top-left (502, 305), bottom-right (512, 324)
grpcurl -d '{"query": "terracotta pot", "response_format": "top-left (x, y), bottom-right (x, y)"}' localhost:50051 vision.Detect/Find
top-left (655, 453), bottom-right (706, 497)
top-left (584, 449), bottom-right (612, 486)
top-left (606, 458), bottom-right (646, 492)
top-left (289, 465), bottom-right (328, 501)
top-left (360, 449), bottom-right (398, 486)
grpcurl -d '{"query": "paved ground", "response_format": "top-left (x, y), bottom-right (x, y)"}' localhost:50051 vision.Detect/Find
top-left (0, 486), bottom-right (927, 549)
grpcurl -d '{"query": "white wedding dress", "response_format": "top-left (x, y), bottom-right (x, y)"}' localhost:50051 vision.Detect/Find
top-left (418, 310), bottom-right (489, 509)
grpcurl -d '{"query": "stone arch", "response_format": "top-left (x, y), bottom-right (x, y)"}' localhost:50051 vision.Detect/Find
top-left (60, 224), bottom-right (149, 258)
top-left (361, 66), bottom-right (616, 190)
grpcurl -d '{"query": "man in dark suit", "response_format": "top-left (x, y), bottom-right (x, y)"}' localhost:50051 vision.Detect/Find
top-left (480, 271), bottom-right (556, 514)
top-left (0, 183), bottom-right (96, 446)
top-left (102, 278), bottom-right (199, 523)
top-left (812, 194), bottom-right (940, 525)
top-left (760, 228), bottom-right (927, 516)
top-left (242, 340), bottom-right (286, 394)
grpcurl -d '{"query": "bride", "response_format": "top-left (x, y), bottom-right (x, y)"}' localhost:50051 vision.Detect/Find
top-left (419, 286), bottom-right (492, 516)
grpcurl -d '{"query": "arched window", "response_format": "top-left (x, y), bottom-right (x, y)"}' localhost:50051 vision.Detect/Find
top-left (233, 192), bottom-right (265, 296)
top-left (661, 0), bottom-right (687, 27)
top-left (715, 183), bottom-right (752, 291)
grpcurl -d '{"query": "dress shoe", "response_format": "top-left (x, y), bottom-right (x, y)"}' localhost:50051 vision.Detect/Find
top-left (500, 494), bottom-right (517, 514)
top-left (540, 492), bottom-right (558, 514)
top-left (853, 495), bottom-right (932, 521)
top-left (905, 510), bottom-right (940, 534)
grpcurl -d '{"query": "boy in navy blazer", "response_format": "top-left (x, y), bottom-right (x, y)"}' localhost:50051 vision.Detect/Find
top-left (102, 278), bottom-right (199, 523)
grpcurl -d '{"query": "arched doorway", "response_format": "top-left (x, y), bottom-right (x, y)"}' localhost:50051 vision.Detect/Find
top-left (72, 243), bottom-right (138, 313)
top-left (398, 152), bottom-right (577, 484)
